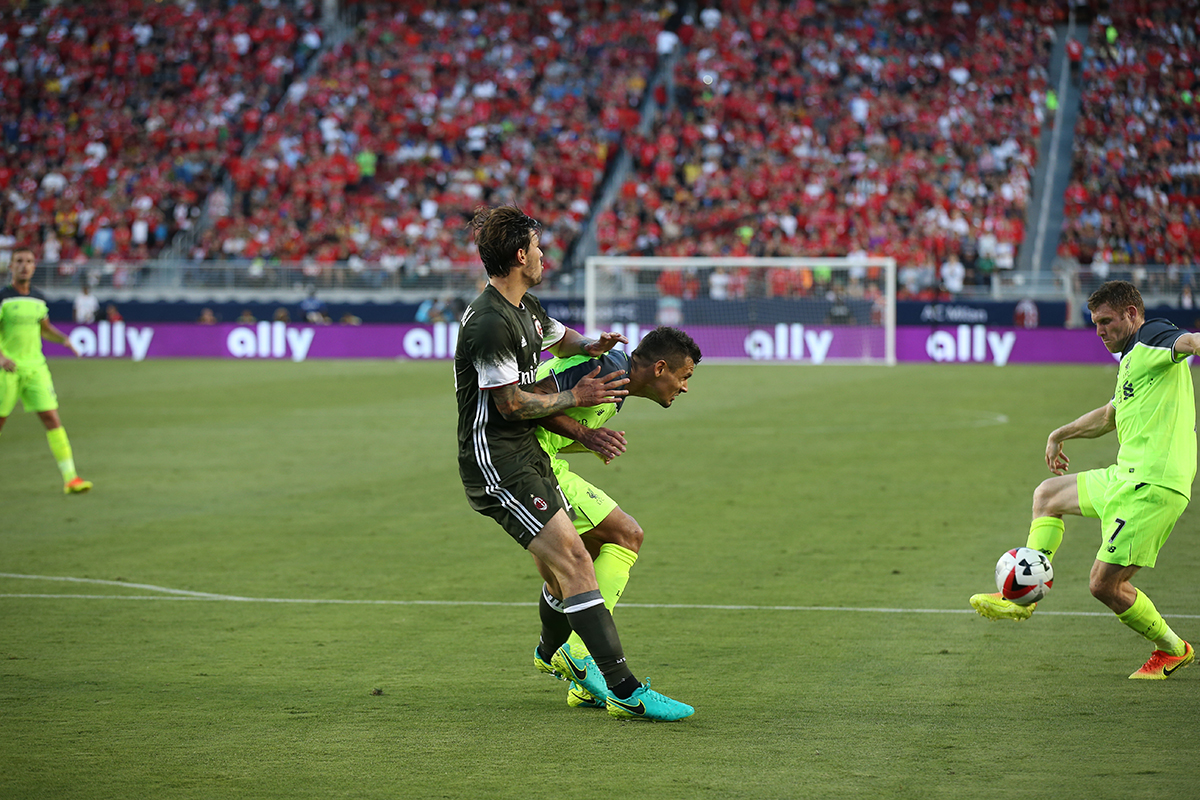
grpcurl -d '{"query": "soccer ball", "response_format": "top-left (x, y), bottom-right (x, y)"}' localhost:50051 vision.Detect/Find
top-left (994, 547), bottom-right (1054, 605)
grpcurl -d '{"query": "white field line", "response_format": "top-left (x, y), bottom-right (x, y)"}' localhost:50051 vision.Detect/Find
top-left (3, 573), bottom-right (1198, 619)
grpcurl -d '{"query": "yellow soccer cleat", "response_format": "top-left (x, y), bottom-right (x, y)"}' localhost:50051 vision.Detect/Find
top-left (534, 646), bottom-right (565, 680)
top-left (969, 592), bottom-right (1035, 621)
top-left (566, 681), bottom-right (604, 709)
top-left (63, 477), bottom-right (93, 495)
top-left (1129, 641), bottom-right (1194, 680)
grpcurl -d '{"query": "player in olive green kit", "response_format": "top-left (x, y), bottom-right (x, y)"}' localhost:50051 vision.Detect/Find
top-left (454, 206), bottom-right (694, 720)
top-left (971, 281), bottom-right (1196, 679)
top-left (530, 326), bottom-right (701, 708)
top-left (0, 248), bottom-right (92, 494)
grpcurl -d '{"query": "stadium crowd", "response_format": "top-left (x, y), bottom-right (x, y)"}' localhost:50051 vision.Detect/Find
top-left (187, 0), bottom-right (667, 289)
top-left (594, 0), bottom-right (1053, 300)
top-left (9, 0), bottom-right (1192, 302)
top-left (0, 0), bottom-right (319, 278)
top-left (1059, 0), bottom-right (1200, 296)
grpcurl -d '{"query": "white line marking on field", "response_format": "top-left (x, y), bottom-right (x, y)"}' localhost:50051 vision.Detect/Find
top-left (3, 573), bottom-right (1198, 619)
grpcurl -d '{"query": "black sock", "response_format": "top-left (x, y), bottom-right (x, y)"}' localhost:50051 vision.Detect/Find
top-left (562, 590), bottom-right (636, 688)
top-left (537, 584), bottom-right (571, 661)
top-left (610, 676), bottom-right (641, 700)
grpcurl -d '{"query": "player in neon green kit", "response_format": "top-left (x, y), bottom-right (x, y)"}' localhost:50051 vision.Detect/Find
top-left (532, 326), bottom-right (701, 707)
top-left (456, 206), bottom-right (694, 721)
top-left (971, 281), bottom-right (1196, 679)
top-left (0, 248), bottom-right (92, 494)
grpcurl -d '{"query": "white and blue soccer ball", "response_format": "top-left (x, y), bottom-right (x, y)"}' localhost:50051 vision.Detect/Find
top-left (995, 547), bottom-right (1054, 606)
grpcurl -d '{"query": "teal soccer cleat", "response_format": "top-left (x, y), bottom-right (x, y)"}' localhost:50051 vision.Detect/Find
top-left (606, 679), bottom-right (694, 722)
top-left (551, 643), bottom-right (612, 703)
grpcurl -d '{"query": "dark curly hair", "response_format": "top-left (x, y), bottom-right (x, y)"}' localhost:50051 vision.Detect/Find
top-left (470, 206), bottom-right (541, 278)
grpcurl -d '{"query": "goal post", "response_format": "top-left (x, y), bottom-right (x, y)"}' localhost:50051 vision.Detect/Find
top-left (582, 256), bottom-right (897, 365)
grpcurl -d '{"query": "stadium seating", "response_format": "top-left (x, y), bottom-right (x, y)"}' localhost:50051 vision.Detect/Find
top-left (593, 0), bottom-right (1051, 297)
top-left (0, 0), bottom-right (314, 276)
top-left (193, 0), bottom-right (667, 289)
top-left (8, 0), bottom-right (1192, 302)
top-left (1059, 2), bottom-right (1200, 295)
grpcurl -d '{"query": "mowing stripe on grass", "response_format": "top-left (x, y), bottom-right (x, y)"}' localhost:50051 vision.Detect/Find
top-left (3, 573), bottom-right (1198, 618)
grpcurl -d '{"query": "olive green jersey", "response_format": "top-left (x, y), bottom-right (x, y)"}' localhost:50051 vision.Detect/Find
top-left (0, 285), bottom-right (50, 367)
top-left (1111, 319), bottom-right (1197, 499)
top-left (454, 284), bottom-right (566, 486)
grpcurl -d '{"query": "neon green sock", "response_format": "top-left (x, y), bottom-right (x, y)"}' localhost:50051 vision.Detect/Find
top-left (1026, 517), bottom-right (1064, 562)
top-left (45, 426), bottom-right (78, 482)
top-left (1117, 589), bottom-right (1185, 656)
top-left (568, 543), bottom-right (638, 655)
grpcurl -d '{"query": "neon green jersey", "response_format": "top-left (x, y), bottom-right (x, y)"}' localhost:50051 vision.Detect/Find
top-left (0, 285), bottom-right (49, 367)
top-left (1111, 319), bottom-right (1197, 499)
top-left (535, 351), bottom-right (629, 458)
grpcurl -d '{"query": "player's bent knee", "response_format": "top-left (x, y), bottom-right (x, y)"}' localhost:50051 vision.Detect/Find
top-left (1031, 476), bottom-right (1079, 517)
top-left (593, 508), bottom-right (644, 552)
top-left (537, 531), bottom-right (596, 585)
top-left (620, 519), bottom-right (644, 552)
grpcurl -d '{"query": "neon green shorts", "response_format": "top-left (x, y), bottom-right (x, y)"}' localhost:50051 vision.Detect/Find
top-left (0, 363), bottom-right (59, 417)
top-left (1077, 464), bottom-right (1188, 568)
top-left (550, 456), bottom-right (617, 535)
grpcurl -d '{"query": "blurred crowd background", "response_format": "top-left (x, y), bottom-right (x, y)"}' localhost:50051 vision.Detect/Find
top-left (0, 0), bottom-right (1196, 317)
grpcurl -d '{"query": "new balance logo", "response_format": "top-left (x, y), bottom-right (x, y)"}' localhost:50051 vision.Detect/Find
top-left (1122, 380), bottom-right (1134, 400)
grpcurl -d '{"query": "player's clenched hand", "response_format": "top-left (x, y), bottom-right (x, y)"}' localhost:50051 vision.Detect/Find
top-left (0, 355), bottom-right (15, 372)
top-left (571, 365), bottom-right (628, 407)
top-left (578, 426), bottom-right (627, 464)
top-left (1046, 440), bottom-right (1069, 475)
top-left (583, 331), bottom-right (629, 357)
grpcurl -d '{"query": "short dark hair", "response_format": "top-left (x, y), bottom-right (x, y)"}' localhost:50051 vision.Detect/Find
top-left (7, 246), bottom-right (34, 270)
top-left (631, 326), bottom-right (702, 369)
top-left (1087, 280), bottom-right (1144, 316)
top-left (471, 205), bottom-right (541, 278)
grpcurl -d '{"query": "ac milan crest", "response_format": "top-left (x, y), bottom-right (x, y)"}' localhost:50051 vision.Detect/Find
top-left (533, 318), bottom-right (543, 340)
top-left (532, 495), bottom-right (548, 511)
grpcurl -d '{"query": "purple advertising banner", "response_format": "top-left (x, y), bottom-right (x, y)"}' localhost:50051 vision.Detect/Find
top-left (895, 325), bottom-right (1119, 365)
top-left (46, 322), bottom-right (1121, 366)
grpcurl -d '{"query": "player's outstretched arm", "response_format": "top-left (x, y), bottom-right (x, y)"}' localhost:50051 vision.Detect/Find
top-left (1045, 403), bottom-right (1116, 474)
top-left (549, 328), bottom-right (628, 359)
top-left (1173, 332), bottom-right (1200, 358)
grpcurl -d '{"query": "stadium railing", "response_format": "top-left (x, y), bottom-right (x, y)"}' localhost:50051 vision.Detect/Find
top-left (27, 258), bottom-right (1200, 312)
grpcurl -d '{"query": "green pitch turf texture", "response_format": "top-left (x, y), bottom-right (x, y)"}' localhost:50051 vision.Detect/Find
top-left (3, 359), bottom-right (1198, 800)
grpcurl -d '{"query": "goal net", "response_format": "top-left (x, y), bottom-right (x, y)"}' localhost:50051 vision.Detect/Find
top-left (582, 256), bottom-right (897, 365)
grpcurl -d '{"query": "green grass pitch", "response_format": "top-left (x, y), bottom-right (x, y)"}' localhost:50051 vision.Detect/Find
top-left (2, 359), bottom-right (1198, 799)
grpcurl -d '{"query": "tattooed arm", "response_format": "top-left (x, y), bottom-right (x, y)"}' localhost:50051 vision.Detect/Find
top-left (490, 365), bottom-right (628, 421)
